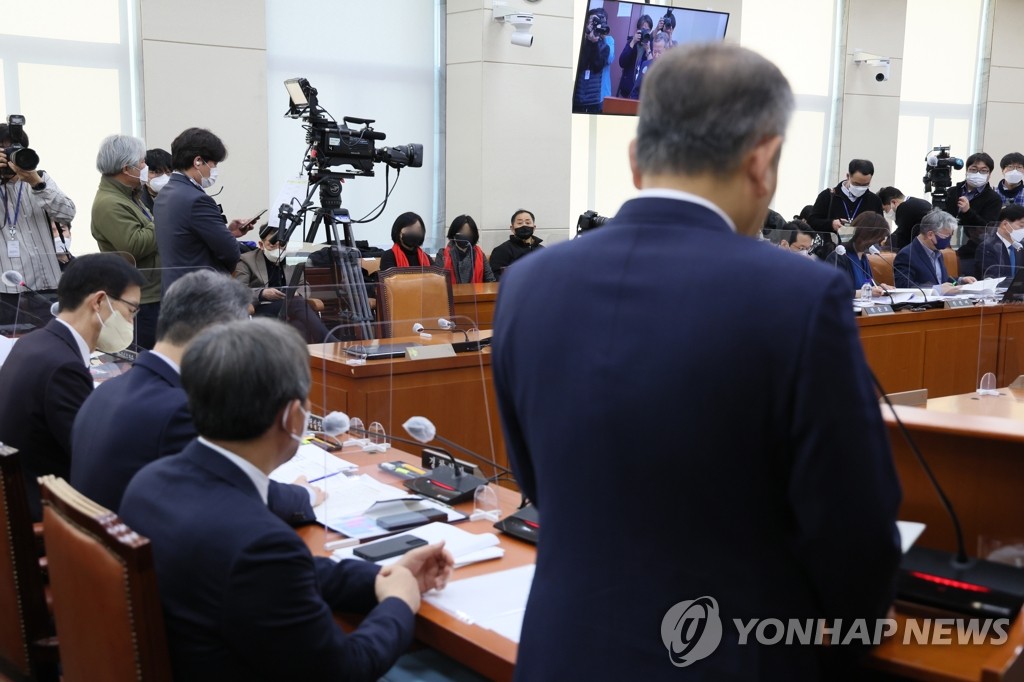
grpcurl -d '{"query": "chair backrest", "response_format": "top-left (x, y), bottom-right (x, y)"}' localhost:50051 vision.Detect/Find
top-left (39, 476), bottom-right (171, 682)
top-left (378, 266), bottom-right (454, 338)
top-left (941, 247), bottom-right (959, 279)
top-left (0, 445), bottom-right (51, 680)
top-left (868, 252), bottom-right (897, 287)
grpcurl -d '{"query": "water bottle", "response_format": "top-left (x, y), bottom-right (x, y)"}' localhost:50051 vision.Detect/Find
top-left (860, 283), bottom-right (872, 301)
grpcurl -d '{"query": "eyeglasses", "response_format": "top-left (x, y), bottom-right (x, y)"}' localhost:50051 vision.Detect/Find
top-left (967, 167), bottom-right (990, 174)
top-left (111, 295), bottom-right (141, 319)
top-left (1006, 164), bottom-right (1024, 172)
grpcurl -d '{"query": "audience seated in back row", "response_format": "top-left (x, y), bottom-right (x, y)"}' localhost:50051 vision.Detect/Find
top-left (436, 215), bottom-right (496, 284)
top-left (380, 211), bottom-right (432, 272)
top-left (490, 209), bottom-right (544, 280)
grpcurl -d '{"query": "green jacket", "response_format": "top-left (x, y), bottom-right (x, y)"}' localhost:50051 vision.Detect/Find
top-left (91, 176), bottom-right (161, 303)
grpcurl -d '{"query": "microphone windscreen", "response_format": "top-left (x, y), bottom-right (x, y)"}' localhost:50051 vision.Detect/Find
top-left (2, 270), bottom-right (24, 287)
top-left (437, 318), bottom-right (454, 330)
top-left (403, 416), bottom-right (437, 443)
top-left (322, 411), bottom-right (351, 436)
top-left (412, 323), bottom-right (424, 333)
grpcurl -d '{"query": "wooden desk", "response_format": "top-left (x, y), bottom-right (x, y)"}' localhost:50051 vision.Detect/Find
top-left (298, 447), bottom-right (528, 682)
top-left (601, 96), bottom-right (638, 115)
top-left (307, 334), bottom-right (508, 473)
top-left (452, 283), bottom-right (499, 330)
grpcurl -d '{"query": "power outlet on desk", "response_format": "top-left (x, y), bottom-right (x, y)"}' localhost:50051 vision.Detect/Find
top-left (421, 447), bottom-right (480, 477)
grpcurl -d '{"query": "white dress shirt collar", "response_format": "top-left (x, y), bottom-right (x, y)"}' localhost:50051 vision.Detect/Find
top-left (197, 436), bottom-right (270, 505)
top-left (636, 188), bottom-right (737, 232)
top-left (148, 350), bottom-right (181, 375)
top-left (54, 319), bottom-right (90, 367)
top-left (998, 232), bottom-right (1013, 250)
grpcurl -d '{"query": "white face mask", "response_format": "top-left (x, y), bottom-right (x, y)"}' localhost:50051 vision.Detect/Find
top-left (95, 297), bottom-right (135, 353)
top-left (54, 236), bottom-right (71, 253)
top-left (197, 161), bottom-right (218, 189)
top-left (966, 172), bottom-right (989, 188)
top-left (263, 248), bottom-right (283, 264)
top-left (282, 402), bottom-right (310, 444)
top-left (847, 184), bottom-right (868, 198)
top-left (884, 209), bottom-right (896, 223)
top-left (1005, 170), bottom-right (1024, 186)
top-left (148, 174), bottom-right (170, 193)
top-left (138, 165), bottom-right (149, 184)
top-left (1011, 227), bottom-right (1024, 243)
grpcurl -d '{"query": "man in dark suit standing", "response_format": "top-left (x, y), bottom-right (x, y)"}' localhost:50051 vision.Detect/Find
top-left (974, 204), bottom-right (1024, 280)
top-left (153, 127), bottom-right (253, 294)
top-left (0, 253), bottom-right (145, 519)
top-left (71, 270), bottom-right (322, 522)
top-left (120, 319), bottom-right (455, 681)
top-left (493, 44), bottom-right (902, 680)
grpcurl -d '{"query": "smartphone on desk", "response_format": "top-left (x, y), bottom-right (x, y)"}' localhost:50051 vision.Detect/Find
top-left (377, 509), bottom-right (447, 532)
top-left (353, 534), bottom-right (427, 562)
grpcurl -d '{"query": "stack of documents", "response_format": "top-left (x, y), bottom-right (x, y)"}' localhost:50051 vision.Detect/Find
top-left (423, 564), bottom-right (536, 643)
top-left (269, 442), bottom-right (357, 482)
top-left (959, 277), bottom-right (1005, 294)
top-left (332, 521), bottom-right (503, 567)
top-left (325, 496), bottom-right (467, 539)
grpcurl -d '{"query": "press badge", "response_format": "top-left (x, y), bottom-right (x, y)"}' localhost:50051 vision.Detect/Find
top-left (584, 70), bottom-right (591, 80)
top-left (6, 240), bottom-right (19, 258)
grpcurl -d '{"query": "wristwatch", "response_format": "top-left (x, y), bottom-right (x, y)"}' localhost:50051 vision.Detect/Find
top-left (31, 180), bottom-right (46, 191)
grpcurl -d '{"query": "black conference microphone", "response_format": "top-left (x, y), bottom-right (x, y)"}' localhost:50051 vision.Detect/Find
top-left (873, 370), bottom-right (1024, 619)
top-left (2, 270), bottom-right (57, 326)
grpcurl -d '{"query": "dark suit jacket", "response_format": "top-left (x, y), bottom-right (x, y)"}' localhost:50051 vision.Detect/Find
top-left (120, 440), bottom-right (415, 681)
top-left (0, 320), bottom-right (93, 520)
top-left (808, 183), bottom-right (884, 233)
top-left (70, 351), bottom-right (315, 523)
top-left (944, 181), bottom-right (1001, 228)
top-left (492, 196), bottom-right (901, 681)
top-left (893, 238), bottom-right (949, 288)
top-left (153, 173), bottom-right (240, 293)
top-left (974, 233), bottom-right (1021, 280)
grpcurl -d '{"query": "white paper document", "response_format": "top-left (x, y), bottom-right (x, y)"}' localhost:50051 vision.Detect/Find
top-left (268, 442), bottom-right (356, 483)
top-left (332, 522), bottom-right (504, 567)
top-left (324, 497), bottom-right (467, 540)
top-left (313, 474), bottom-right (413, 523)
top-left (423, 564), bottom-right (536, 644)
top-left (959, 277), bottom-right (1005, 293)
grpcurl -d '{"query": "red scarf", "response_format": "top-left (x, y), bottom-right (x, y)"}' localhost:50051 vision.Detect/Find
top-left (391, 243), bottom-right (430, 267)
top-left (442, 244), bottom-right (485, 284)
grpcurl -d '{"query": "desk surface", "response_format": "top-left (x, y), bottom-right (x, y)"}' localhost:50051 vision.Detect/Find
top-left (308, 332), bottom-right (492, 379)
top-left (927, 387), bottom-right (1024, 421)
top-left (298, 446), bottom-right (527, 682)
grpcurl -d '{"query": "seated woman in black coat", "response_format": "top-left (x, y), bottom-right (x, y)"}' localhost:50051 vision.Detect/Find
top-left (379, 211), bottom-right (432, 272)
top-left (825, 212), bottom-right (892, 297)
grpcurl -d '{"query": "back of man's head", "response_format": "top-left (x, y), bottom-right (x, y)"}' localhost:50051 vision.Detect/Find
top-left (635, 43), bottom-right (793, 178)
top-left (57, 253), bottom-right (146, 312)
top-left (181, 318), bottom-right (310, 441)
top-left (999, 204), bottom-right (1024, 224)
top-left (157, 271), bottom-right (252, 347)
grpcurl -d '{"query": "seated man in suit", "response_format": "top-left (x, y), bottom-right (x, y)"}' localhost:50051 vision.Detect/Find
top-left (0, 253), bottom-right (145, 520)
top-left (974, 204), bottom-right (1024, 280)
top-left (234, 224), bottom-right (329, 343)
top-left (71, 270), bottom-right (323, 521)
top-left (120, 319), bottom-right (456, 681)
top-left (493, 43), bottom-right (902, 680)
top-left (893, 207), bottom-right (977, 293)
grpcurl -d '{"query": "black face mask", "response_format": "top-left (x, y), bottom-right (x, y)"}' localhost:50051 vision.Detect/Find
top-left (514, 226), bottom-right (534, 240)
top-left (454, 233), bottom-right (473, 248)
top-left (401, 231), bottom-right (425, 249)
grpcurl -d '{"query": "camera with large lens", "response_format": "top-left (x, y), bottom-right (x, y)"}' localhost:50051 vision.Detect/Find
top-left (639, 29), bottom-right (652, 44)
top-left (577, 209), bottom-right (612, 235)
top-left (1, 114), bottom-right (40, 180)
top-left (589, 17), bottom-right (610, 36)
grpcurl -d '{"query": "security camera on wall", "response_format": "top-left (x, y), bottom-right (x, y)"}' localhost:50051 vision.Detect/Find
top-left (853, 50), bottom-right (891, 82)
top-left (494, 1), bottom-right (535, 47)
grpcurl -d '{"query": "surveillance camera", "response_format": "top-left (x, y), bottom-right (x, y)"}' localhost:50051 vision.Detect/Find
top-left (494, 3), bottom-right (534, 47)
top-left (511, 32), bottom-right (534, 47)
top-left (875, 61), bottom-right (890, 82)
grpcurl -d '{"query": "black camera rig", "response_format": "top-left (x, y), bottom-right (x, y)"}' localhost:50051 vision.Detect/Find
top-left (923, 146), bottom-right (964, 209)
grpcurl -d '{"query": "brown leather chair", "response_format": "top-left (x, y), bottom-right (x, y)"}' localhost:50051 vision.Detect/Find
top-left (941, 247), bottom-right (959, 280)
top-left (377, 266), bottom-right (454, 338)
top-left (868, 252), bottom-right (897, 287)
top-left (38, 476), bottom-right (171, 682)
top-left (0, 445), bottom-right (57, 682)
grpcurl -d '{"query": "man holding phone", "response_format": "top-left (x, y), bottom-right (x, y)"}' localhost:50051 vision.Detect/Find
top-left (808, 158), bottom-right (884, 235)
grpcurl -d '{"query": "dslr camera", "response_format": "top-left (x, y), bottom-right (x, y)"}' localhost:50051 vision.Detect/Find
top-left (589, 16), bottom-right (610, 36)
top-left (1, 115), bottom-right (40, 180)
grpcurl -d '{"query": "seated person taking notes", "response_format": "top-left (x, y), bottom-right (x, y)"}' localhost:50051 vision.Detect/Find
top-left (825, 212), bottom-right (892, 296)
top-left (120, 319), bottom-right (457, 682)
top-left (893, 208), bottom-right (977, 293)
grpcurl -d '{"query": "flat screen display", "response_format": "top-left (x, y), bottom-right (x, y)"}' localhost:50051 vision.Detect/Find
top-left (572, 1), bottom-right (729, 116)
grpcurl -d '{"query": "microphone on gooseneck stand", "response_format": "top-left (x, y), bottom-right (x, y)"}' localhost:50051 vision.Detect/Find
top-left (2, 270), bottom-right (57, 330)
top-left (873, 370), bottom-right (1024, 618)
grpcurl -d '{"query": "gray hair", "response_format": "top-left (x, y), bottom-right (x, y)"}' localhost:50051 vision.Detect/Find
top-left (919, 208), bottom-right (957, 236)
top-left (181, 318), bottom-right (310, 441)
top-left (96, 134), bottom-right (146, 175)
top-left (156, 270), bottom-right (252, 346)
top-left (636, 43), bottom-right (794, 177)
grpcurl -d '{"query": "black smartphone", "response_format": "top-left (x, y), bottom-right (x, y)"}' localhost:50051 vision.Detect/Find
top-left (377, 509), bottom-right (447, 532)
top-left (243, 208), bottom-right (268, 231)
top-left (353, 534), bottom-right (428, 562)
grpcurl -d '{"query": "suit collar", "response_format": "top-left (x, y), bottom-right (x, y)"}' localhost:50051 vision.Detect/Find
top-left (615, 195), bottom-right (735, 236)
top-left (635, 188), bottom-right (737, 232)
top-left (179, 439), bottom-right (265, 503)
top-left (169, 171), bottom-right (203, 192)
top-left (133, 350), bottom-right (182, 386)
top-left (49, 319), bottom-right (90, 366)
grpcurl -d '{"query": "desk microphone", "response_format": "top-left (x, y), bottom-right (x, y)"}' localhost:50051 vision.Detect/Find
top-left (873, 371), bottom-right (1024, 618)
top-left (2, 270), bottom-right (58, 325)
top-left (411, 318), bottom-right (469, 343)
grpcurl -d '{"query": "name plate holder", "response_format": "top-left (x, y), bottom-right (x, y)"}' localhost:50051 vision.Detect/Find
top-left (944, 298), bottom-right (973, 309)
top-left (860, 304), bottom-right (894, 316)
top-left (406, 344), bottom-right (456, 360)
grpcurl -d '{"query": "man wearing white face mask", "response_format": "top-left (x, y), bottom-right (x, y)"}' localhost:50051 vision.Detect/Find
top-left (974, 204), bottom-right (1024, 280)
top-left (139, 147), bottom-right (172, 214)
top-left (154, 127), bottom-right (254, 295)
top-left (996, 152), bottom-right (1024, 207)
top-left (808, 158), bottom-right (884, 235)
top-left (943, 151), bottom-right (1001, 233)
top-left (92, 134), bottom-right (162, 349)
top-left (234, 224), bottom-right (329, 343)
top-left (0, 253), bottom-right (145, 520)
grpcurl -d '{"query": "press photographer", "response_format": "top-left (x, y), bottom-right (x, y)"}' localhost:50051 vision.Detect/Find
top-left (616, 13), bottom-right (654, 98)
top-left (572, 7), bottom-right (614, 114)
top-left (0, 114), bottom-right (77, 326)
